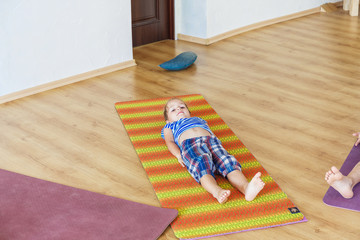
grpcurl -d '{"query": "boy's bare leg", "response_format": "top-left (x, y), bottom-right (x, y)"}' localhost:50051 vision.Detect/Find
top-left (349, 162), bottom-right (360, 185)
top-left (200, 174), bottom-right (231, 204)
top-left (227, 170), bottom-right (265, 201)
top-left (325, 163), bottom-right (360, 199)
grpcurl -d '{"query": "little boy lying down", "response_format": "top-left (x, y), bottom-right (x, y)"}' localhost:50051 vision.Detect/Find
top-left (161, 98), bottom-right (265, 204)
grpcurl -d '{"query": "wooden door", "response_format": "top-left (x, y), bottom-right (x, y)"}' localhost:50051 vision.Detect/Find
top-left (131, 0), bottom-right (174, 47)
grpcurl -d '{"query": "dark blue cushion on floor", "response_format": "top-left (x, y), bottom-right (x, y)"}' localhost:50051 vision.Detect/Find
top-left (159, 51), bottom-right (197, 71)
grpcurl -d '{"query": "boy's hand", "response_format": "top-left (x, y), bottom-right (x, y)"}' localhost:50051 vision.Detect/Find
top-left (353, 132), bottom-right (360, 146)
top-left (177, 157), bottom-right (185, 167)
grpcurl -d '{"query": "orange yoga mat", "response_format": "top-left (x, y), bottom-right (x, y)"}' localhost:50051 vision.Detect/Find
top-left (115, 94), bottom-right (306, 239)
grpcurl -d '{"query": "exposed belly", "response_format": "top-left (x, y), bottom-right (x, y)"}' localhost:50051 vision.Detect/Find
top-left (179, 127), bottom-right (212, 145)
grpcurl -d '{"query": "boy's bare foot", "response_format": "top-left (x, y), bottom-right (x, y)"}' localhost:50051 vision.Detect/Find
top-left (214, 189), bottom-right (231, 204)
top-left (325, 166), bottom-right (354, 199)
top-left (245, 172), bottom-right (265, 201)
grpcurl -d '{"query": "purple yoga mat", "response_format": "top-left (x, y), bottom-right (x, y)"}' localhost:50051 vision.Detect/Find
top-left (0, 169), bottom-right (177, 240)
top-left (323, 144), bottom-right (360, 212)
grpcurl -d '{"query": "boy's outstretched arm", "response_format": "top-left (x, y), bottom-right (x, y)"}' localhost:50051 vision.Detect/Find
top-left (163, 128), bottom-right (185, 167)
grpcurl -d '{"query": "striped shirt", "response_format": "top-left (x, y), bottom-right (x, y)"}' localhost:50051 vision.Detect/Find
top-left (161, 117), bottom-right (213, 147)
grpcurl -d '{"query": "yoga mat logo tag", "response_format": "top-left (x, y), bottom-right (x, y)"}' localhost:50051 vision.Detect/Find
top-left (288, 207), bottom-right (300, 214)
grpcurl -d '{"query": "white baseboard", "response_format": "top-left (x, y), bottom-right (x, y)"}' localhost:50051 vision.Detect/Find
top-left (178, 6), bottom-right (322, 45)
top-left (0, 60), bottom-right (136, 104)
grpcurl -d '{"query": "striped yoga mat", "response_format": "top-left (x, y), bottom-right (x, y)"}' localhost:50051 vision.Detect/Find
top-left (115, 94), bottom-right (306, 239)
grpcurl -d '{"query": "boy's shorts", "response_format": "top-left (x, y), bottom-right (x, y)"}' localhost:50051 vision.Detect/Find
top-left (180, 135), bottom-right (242, 183)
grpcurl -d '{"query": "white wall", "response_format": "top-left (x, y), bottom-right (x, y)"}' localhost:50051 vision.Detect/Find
top-left (1, 0), bottom-right (340, 98)
top-left (176, 0), bottom-right (340, 39)
top-left (0, 0), bottom-right (133, 97)
top-left (177, 0), bottom-right (208, 39)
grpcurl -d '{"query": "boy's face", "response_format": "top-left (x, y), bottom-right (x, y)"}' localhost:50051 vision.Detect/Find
top-left (166, 99), bottom-right (191, 123)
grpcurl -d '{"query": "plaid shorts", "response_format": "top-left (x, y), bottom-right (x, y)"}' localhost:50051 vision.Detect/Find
top-left (180, 135), bottom-right (242, 183)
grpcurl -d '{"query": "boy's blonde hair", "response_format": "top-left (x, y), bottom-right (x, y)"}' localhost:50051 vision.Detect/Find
top-left (163, 98), bottom-right (190, 121)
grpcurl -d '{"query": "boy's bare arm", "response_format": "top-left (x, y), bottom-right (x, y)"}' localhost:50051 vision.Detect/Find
top-left (163, 128), bottom-right (185, 167)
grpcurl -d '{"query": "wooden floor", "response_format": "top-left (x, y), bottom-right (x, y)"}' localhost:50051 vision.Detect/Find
top-left (1, 8), bottom-right (359, 240)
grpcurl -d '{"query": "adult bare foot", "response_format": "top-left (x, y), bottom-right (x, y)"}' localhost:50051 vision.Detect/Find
top-left (245, 172), bottom-right (265, 201)
top-left (325, 166), bottom-right (354, 199)
top-left (214, 189), bottom-right (231, 204)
